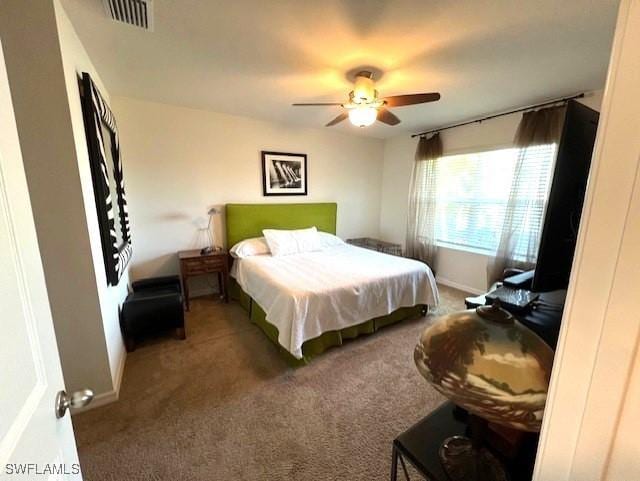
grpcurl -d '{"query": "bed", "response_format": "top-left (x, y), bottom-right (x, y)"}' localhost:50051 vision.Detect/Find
top-left (226, 203), bottom-right (439, 365)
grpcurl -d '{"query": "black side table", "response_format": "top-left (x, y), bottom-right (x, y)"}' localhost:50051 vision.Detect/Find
top-left (464, 288), bottom-right (564, 349)
top-left (391, 402), bottom-right (537, 481)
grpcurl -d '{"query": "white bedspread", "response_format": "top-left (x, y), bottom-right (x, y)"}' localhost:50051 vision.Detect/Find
top-left (231, 244), bottom-right (439, 359)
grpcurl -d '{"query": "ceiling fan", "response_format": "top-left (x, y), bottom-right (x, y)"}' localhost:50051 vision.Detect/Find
top-left (292, 70), bottom-right (440, 128)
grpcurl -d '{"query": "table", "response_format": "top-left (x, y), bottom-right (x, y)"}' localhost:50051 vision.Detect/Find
top-left (178, 249), bottom-right (229, 310)
top-left (465, 289), bottom-right (565, 349)
top-left (391, 402), bottom-right (537, 481)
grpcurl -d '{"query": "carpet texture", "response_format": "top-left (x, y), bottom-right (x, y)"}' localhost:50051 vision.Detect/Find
top-left (73, 285), bottom-right (468, 480)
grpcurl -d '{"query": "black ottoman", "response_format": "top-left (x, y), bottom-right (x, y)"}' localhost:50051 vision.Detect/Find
top-left (120, 275), bottom-right (185, 352)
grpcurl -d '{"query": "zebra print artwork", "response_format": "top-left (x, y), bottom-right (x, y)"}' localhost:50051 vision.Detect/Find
top-left (80, 72), bottom-right (132, 286)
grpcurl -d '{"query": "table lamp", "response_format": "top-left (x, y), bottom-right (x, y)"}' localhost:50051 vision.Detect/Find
top-left (414, 302), bottom-right (554, 481)
top-left (200, 207), bottom-right (221, 255)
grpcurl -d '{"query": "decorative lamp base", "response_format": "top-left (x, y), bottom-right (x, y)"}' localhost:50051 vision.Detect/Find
top-left (439, 436), bottom-right (509, 481)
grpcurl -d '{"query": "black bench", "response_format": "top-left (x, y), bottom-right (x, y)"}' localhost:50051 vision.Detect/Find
top-left (120, 275), bottom-right (185, 352)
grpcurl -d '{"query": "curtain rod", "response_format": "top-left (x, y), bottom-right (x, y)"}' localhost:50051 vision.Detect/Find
top-left (411, 92), bottom-right (585, 138)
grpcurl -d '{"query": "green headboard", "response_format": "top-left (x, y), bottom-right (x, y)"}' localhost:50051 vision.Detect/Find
top-left (225, 203), bottom-right (337, 248)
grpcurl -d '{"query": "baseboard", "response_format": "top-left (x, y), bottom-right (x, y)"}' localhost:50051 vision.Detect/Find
top-left (71, 389), bottom-right (119, 415)
top-left (112, 345), bottom-right (127, 397)
top-left (436, 276), bottom-right (485, 295)
top-left (71, 348), bottom-right (127, 415)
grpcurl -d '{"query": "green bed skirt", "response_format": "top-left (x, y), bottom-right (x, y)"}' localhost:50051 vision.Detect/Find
top-left (229, 279), bottom-right (426, 367)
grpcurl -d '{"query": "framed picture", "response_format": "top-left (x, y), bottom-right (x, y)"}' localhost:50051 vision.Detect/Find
top-left (80, 72), bottom-right (132, 286)
top-left (261, 151), bottom-right (308, 196)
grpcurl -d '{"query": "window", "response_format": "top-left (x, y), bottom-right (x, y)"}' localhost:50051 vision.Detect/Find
top-left (429, 145), bottom-right (556, 256)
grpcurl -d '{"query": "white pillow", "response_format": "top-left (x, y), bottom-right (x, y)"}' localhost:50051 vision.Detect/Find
top-left (229, 237), bottom-right (271, 258)
top-left (262, 227), bottom-right (321, 256)
top-left (317, 231), bottom-right (345, 249)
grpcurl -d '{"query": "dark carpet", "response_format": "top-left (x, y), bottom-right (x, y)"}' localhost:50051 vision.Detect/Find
top-left (73, 285), bottom-right (467, 480)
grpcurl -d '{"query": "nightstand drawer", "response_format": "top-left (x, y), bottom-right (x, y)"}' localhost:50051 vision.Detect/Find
top-left (183, 260), bottom-right (207, 275)
top-left (183, 257), bottom-right (226, 275)
top-left (203, 257), bottom-right (225, 271)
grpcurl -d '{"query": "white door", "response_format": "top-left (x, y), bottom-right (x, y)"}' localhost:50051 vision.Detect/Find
top-left (534, 0), bottom-right (640, 479)
top-left (0, 41), bottom-right (84, 480)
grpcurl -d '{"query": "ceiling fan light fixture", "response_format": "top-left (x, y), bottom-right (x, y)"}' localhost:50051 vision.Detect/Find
top-left (292, 69), bottom-right (440, 128)
top-left (348, 106), bottom-right (378, 127)
top-left (352, 73), bottom-right (375, 102)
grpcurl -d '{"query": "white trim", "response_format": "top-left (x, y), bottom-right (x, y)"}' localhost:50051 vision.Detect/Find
top-left (436, 240), bottom-right (493, 258)
top-left (112, 346), bottom-right (126, 396)
top-left (533, 0), bottom-right (640, 479)
top-left (71, 348), bottom-right (126, 415)
top-left (435, 277), bottom-right (484, 295)
top-left (71, 389), bottom-right (117, 415)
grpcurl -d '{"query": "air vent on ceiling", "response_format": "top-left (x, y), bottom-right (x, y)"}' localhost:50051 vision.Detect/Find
top-left (103, 0), bottom-right (154, 31)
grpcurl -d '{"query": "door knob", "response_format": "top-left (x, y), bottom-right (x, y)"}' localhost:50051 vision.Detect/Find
top-left (55, 389), bottom-right (94, 418)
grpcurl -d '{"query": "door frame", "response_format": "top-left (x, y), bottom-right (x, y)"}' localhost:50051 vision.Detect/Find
top-left (533, 0), bottom-right (640, 479)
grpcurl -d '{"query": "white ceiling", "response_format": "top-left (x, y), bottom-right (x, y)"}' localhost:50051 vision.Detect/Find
top-left (60, 0), bottom-right (619, 138)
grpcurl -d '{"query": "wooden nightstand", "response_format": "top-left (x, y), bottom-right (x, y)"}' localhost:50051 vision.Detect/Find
top-left (178, 249), bottom-right (229, 310)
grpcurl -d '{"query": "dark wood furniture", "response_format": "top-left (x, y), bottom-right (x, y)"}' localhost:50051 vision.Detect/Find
top-left (178, 249), bottom-right (229, 310)
top-left (531, 100), bottom-right (599, 292)
top-left (391, 402), bottom-right (537, 481)
top-left (346, 237), bottom-right (402, 256)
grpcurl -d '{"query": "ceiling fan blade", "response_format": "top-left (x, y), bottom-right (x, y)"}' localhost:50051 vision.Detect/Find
top-left (377, 108), bottom-right (401, 126)
top-left (383, 93), bottom-right (441, 107)
top-left (292, 102), bottom-right (344, 106)
top-left (325, 112), bottom-right (348, 127)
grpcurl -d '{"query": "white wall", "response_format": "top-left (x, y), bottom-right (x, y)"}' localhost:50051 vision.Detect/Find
top-left (54, 0), bottom-right (128, 394)
top-left (0, 0), bottom-right (126, 402)
top-left (379, 91), bottom-right (604, 294)
top-left (113, 97), bottom-right (384, 292)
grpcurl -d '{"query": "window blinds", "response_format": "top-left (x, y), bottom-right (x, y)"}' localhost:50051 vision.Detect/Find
top-left (425, 145), bottom-right (556, 255)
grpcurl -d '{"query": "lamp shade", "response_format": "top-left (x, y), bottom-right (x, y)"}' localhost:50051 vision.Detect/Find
top-left (348, 106), bottom-right (377, 127)
top-left (414, 303), bottom-right (554, 432)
